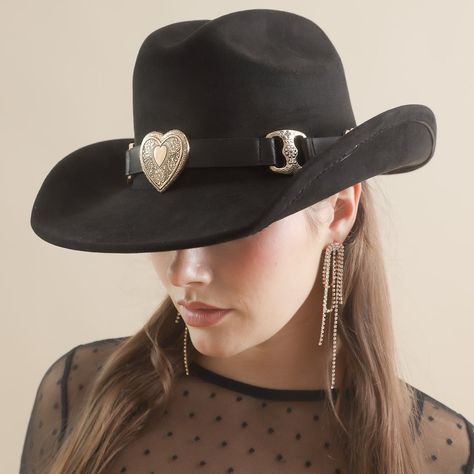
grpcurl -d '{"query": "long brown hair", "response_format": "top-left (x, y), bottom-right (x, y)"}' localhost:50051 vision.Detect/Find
top-left (43, 179), bottom-right (428, 473)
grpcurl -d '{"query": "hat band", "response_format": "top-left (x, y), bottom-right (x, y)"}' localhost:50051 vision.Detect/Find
top-left (125, 128), bottom-right (352, 192)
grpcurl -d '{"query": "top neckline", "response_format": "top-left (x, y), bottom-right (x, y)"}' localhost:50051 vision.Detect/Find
top-left (188, 361), bottom-right (339, 401)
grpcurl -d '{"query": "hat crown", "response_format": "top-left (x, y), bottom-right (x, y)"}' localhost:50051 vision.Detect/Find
top-left (131, 9), bottom-right (356, 144)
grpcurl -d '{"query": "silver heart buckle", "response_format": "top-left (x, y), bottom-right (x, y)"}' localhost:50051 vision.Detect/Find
top-left (138, 129), bottom-right (190, 192)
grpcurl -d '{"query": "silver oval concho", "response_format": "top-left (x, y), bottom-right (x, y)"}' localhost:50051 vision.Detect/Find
top-left (139, 129), bottom-right (190, 192)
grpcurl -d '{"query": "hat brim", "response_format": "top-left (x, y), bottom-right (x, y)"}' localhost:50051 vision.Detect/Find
top-left (30, 103), bottom-right (435, 253)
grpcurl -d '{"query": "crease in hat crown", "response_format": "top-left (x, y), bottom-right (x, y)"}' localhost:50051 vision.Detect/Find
top-left (131, 9), bottom-right (356, 142)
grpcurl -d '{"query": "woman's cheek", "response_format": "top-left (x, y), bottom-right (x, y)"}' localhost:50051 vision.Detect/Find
top-left (230, 237), bottom-right (282, 299)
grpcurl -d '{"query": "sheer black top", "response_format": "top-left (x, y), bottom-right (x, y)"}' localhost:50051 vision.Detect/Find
top-left (20, 337), bottom-right (474, 473)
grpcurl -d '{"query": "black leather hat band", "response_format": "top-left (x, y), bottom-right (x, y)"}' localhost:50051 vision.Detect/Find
top-left (125, 135), bottom-right (344, 176)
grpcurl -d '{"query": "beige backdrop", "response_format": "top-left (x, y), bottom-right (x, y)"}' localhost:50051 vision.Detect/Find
top-left (2, 1), bottom-right (473, 472)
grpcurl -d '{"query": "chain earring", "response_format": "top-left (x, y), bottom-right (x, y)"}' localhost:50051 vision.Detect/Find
top-left (175, 312), bottom-right (190, 375)
top-left (318, 241), bottom-right (344, 390)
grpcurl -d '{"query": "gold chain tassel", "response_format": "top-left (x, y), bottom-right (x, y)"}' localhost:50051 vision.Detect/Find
top-left (175, 311), bottom-right (190, 375)
top-left (318, 242), bottom-right (344, 389)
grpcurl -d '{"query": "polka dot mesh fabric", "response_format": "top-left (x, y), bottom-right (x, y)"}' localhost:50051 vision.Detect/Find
top-left (20, 338), bottom-right (474, 473)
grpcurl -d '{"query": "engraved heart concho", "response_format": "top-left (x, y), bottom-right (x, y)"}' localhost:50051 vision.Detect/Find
top-left (139, 129), bottom-right (190, 192)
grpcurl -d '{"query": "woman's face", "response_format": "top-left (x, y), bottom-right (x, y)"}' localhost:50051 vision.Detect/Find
top-left (148, 204), bottom-right (333, 361)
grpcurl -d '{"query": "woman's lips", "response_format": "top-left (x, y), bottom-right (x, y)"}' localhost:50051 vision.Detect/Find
top-left (177, 299), bottom-right (227, 310)
top-left (179, 306), bottom-right (231, 327)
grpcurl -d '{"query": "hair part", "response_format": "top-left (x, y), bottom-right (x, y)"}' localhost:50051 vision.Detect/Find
top-left (43, 180), bottom-right (428, 474)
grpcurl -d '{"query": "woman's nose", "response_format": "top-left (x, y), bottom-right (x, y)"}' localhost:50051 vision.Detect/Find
top-left (167, 248), bottom-right (213, 288)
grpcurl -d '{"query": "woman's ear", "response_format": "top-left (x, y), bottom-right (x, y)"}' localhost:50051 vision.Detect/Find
top-left (329, 183), bottom-right (362, 241)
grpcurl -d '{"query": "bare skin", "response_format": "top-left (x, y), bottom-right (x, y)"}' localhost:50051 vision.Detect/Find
top-left (148, 183), bottom-right (361, 390)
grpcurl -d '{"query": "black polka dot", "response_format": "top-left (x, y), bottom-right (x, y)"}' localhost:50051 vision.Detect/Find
top-left (72, 364), bottom-right (78, 370)
top-left (210, 392), bottom-right (216, 398)
top-left (194, 435), bottom-right (200, 441)
top-left (276, 453), bottom-right (284, 461)
top-left (236, 396), bottom-right (242, 401)
top-left (241, 421), bottom-right (248, 428)
top-left (78, 384), bottom-right (84, 391)
top-left (166, 431), bottom-right (173, 437)
top-left (446, 438), bottom-right (453, 445)
top-left (221, 440), bottom-right (227, 447)
top-left (428, 415), bottom-right (434, 421)
top-left (457, 422), bottom-right (463, 429)
top-left (143, 448), bottom-right (150, 455)
top-left (120, 467), bottom-right (126, 472)
top-left (295, 433), bottom-right (302, 440)
top-left (182, 389), bottom-right (189, 396)
top-left (215, 415), bottom-right (222, 421)
top-left (305, 460), bottom-right (312, 468)
top-left (286, 407), bottom-right (292, 413)
top-left (324, 441), bottom-right (331, 449)
top-left (431, 454), bottom-right (437, 461)
top-left (227, 468), bottom-right (234, 473)
top-left (188, 411), bottom-right (195, 418)
top-left (267, 427), bottom-right (274, 434)
top-left (171, 454), bottom-right (178, 460)
top-left (261, 401), bottom-right (267, 407)
top-left (199, 460), bottom-right (206, 466)
top-left (313, 414), bottom-right (320, 421)
top-left (248, 447), bottom-right (255, 454)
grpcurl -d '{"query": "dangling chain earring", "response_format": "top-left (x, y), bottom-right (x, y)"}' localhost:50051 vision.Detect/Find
top-left (175, 311), bottom-right (190, 375)
top-left (318, 241), bottom-right (344, 390)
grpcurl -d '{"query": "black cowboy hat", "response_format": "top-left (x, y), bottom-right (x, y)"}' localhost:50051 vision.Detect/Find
top-left (30, 8), bottom-right (436, 253)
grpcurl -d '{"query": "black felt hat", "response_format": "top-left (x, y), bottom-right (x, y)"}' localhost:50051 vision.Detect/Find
top-left (30, 8), bottom-right (436, 253)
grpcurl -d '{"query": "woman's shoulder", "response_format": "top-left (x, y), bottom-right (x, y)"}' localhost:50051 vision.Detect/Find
top-left (53, 337), bottom-right (125, 386)
top-left (35, 336), bottom-right (129, 426)
top-left (67, 336), bottom-right (128, 371)
top-left (408, 384), bottom-right (473, 473)
top-left (20, 337), bottom-right (129, 473)
top-left (62, 337), bottom-right (129, 408)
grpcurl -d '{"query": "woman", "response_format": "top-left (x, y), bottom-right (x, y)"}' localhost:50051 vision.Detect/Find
top-left (20, 8), bottom-right (473, 474)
